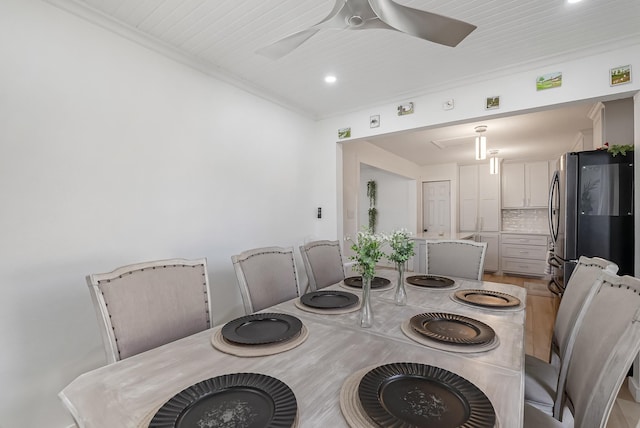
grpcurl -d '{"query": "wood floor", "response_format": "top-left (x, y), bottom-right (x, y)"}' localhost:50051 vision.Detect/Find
top-left (483, 273), bottom-right (557, 360)
top-left (483, 273), bottom-right (640, 428)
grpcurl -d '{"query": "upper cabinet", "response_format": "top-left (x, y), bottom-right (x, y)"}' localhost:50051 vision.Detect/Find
top-left (502, 161), bottom-right (549, 208)
top-left (459, 164), bottom-right (500, 232)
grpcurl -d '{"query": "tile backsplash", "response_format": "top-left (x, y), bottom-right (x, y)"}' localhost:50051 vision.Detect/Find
top-left (502, 209), bottom-right (548, 233)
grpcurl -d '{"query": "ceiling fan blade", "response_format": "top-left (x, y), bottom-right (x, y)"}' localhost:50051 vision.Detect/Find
top-left (368, 0), bottom-right (476, 47)
top-left (256, 28), bottom-right (322, 59)
top-left (257, 0), bottom-right (349, 59)
top-left (315, 0), bottom-right (351, 30)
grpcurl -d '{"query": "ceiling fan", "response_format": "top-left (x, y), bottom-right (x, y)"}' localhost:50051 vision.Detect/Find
top-left (256, 0), bottom-right (477, 59)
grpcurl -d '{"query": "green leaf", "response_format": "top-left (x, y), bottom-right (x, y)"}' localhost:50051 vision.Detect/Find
top-left (607, 144), bottom-right (634, 157)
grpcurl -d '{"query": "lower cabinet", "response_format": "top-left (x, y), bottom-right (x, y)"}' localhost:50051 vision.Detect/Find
top-left (412, 239), bottom-right (427, 274)
top-left (500, 233), bottom-right (549, 276)
top-left (477, 233), bottom-right (499, 272)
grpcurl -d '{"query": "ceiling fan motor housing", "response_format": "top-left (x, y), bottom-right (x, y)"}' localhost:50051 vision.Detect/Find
top-left (347, 15), bottom-right (365, 27)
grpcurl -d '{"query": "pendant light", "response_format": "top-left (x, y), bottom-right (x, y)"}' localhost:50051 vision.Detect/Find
top-left (489, 150), bottom-right (500, 175)
top-left (475, 125), bottom-right (487, 160)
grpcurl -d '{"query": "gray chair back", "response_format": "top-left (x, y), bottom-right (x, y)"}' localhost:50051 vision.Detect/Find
top-left (425, 240), bottom-right (487, 280)
top-left (300, 240), bottom-right (345, 292)
top-left (523, 256), bottom-right (619, 417)
top-left (551, 256), bottom-right (618, 365)
top-left (87, 258), bottom-right (211, 363)
top-left (560, 270), bottom-right (640, 428)
top-left (231, 246), bottom-right (300, 314)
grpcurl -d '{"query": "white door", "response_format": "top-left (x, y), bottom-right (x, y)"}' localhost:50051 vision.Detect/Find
top-left (423, 181), bottom-right (450, 234)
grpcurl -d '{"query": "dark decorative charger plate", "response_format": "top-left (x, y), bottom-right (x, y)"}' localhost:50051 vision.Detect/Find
top-left (454, 289), bottom-right (521, 308)
top-left (221, 313), bottom-right (302, 345)
top-left (149, 373), bottom-right (297, 428)
top-left (300, 290), bottom-right (359, 309)
top-left (343, 276), bottom-right (390, 289)
top-left (358, 362), bottom-right (496, 428)
top-left (409, 312), bottom-right (495, 345)
top-left (406, 275), bottom-right (455, 288)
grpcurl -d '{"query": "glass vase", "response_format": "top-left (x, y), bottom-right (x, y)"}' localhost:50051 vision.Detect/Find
top-left (360, 274), bottom-right (373, 328)
top-left (395, 262), bottom-right (407, 306)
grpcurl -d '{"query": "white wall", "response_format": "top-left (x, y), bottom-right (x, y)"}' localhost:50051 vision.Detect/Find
top-left (320, 43), bottom-right (640, 141)
top-left (358, 165), bottom-right (417, 267)
top-left (604, 98), bottom-right (635, 145)
top-left (358, 165), bottom-right (416, 235)
top-left (340, 140), bottom-right (421, 261)
top-left (0, 1), bottom-right (332, 426)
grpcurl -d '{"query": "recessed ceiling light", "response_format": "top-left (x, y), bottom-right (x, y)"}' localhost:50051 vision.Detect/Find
top-left (324, 75), bottom-right (337, 84)
top-left (567, 0), bottom-right (582, 3)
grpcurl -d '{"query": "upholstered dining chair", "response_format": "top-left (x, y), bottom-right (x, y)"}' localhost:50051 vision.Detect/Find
top-left (524, 270), bottom-right (640, 428)
top-left (86, 258), bottom-right (211, 364)
top-left (524, 256), bottom-right (618, 417)
top-left (300, 240), bottom-right (349, 292)
top-left (231, 246), bottom-right (301, 314)
top-left (425, 239), bottom-right (487, 281)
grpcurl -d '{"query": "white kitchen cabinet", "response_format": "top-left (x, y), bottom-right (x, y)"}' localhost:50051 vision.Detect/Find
top-left (501, 161), bottom-right (549, 208)
top-left (412, 239), bottom-right (427, 274)
top-left (527, 162), bottom-right (549, 206)
top-left (459, 164), bottom-right (500, 232)
top-left (500, 233), bottom-right (549, 276)
top-left (477, 233), bottom-right (499, 272)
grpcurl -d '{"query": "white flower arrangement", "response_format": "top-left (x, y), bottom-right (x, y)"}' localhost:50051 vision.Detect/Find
top-left (348, 228), bottom-right (386, 279)
top-left (385, 228), bottom-right (415, 264)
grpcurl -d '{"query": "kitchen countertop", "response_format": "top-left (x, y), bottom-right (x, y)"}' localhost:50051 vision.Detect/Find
top-left (501, 230), bottom-right (550, 235)
top-left (412, 232), bottom-right (475, 240)
top-left (411, 231), bottom-right (550, 241)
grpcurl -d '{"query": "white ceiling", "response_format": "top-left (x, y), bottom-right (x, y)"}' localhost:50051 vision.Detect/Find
top-left (47, 0), bottom-right (639, 165)
top-left (48, 0), bottom-right (640, 119)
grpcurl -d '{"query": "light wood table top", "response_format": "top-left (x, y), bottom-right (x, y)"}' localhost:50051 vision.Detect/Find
top-left (60, 270), bottom-right (526, 428)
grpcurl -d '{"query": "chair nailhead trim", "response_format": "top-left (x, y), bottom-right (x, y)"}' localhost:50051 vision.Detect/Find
top-left (604, 282), bottom-right (640, 296)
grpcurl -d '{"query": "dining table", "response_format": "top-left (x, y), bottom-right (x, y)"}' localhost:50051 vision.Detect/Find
top-left (59, 268), bottom-right (527, 427)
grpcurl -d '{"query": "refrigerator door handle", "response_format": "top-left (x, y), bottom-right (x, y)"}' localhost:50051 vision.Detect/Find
top-left (548, 252), bottom-right (575, 267)
top-left (548, 254), bottom-right (562, 268)
top-left (548, 277), bottom-right (564, 297)
top-left (548, 171), bottom-right (560, 243)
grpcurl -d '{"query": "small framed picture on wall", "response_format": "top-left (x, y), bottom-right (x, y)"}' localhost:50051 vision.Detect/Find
top-left (610, 65), bottom-right (631, 86)
top-left (485, 96), bottom-right (500, 110)
top-left (338, 127), bottom-right (351, 139)
top-left (536, 72), bottom-right (562, 91)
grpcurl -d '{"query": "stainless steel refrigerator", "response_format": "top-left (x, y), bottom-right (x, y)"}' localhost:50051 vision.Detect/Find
top-left (548, 149), bottom-right (634, 295)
